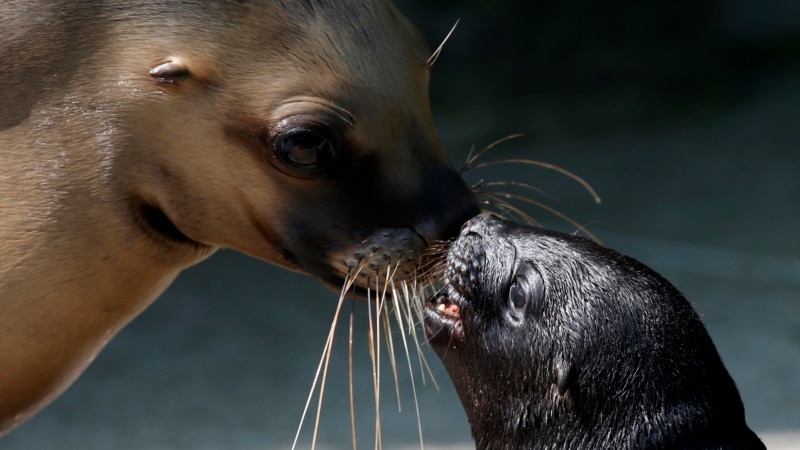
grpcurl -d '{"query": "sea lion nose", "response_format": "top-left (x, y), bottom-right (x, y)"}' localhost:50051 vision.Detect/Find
top-left (411, 164), bottom-right (481, 243)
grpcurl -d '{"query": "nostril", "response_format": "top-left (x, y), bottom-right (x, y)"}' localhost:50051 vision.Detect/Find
top-left (326, 227), bottom-right (427, 288)
top-left (412, 167), bottom-right (481, 243)
top-left (415, 196), bottom-right (479, 243)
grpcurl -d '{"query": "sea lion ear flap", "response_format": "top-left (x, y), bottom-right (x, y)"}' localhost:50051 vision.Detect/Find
top-left (556, 359), bottom-right (577, 396)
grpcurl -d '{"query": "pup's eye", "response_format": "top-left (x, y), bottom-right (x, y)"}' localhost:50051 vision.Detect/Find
top-left (507, 263), bottom-right (545, 323)
top-left (273, 128), bottom-right (338, 177)
top-left (509, 282), bottom-right (527, 311)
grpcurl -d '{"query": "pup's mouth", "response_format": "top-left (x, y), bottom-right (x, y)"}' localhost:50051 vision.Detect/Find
top-left (422, 226), bottom-right (487, 346)
top-left (431, 290), bottom-right (461, 317)
top-left (423, 281), bottom-right (465, 345)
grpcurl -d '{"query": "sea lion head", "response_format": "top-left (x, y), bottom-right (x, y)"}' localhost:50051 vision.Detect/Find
top-left (0, 0), bottom-right (481, 435)
top-left (114, 0), bottom-right (478, 291)
top-left (424, 213), bottom-right (762, 449)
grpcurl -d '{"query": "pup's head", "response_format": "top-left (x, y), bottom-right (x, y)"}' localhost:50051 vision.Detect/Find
top-left (425, 214), bottom-right (754, 448)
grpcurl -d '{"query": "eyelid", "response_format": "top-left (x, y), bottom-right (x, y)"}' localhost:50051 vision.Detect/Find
top-left (513, 262), bottom-right (545, 318)
top-left (274, 96), bottom-right (355, 128)
top-left (509, 282), bottom-right (526, 310)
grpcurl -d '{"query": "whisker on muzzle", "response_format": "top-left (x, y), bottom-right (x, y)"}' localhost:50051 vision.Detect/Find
top-left (348, 293), bottom-right (358, 450)
top-left (292, 265), bottom-right (364, 450)
top-left (476, 179), bottom-right (559, 203)
top-left (466, 157), bottom-right (601, 205)
top-left (480, 191), bottom-right (602, 243)
top-left (366, 269), bottom-right (387, 450)
top-left (462, 136), bottom-right (603, 242)
top-left (477, 192), bottom-right (540, 226)
top-left (387, 279), bottom-right (434, 450)
top-left (291, 243), bottom-right (451, 450)
top-left (461, 133), bottom-right (526, 172)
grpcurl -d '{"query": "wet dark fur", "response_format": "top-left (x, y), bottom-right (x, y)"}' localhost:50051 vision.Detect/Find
top-left (424, 214), bottom-right (765, 450)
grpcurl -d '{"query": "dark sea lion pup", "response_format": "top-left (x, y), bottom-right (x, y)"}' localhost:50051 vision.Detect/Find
top-left (424, 213), bottom-right (765, 450)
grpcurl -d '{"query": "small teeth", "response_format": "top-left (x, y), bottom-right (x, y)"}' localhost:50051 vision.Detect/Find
top-left (431, 293), bottom-right (460, 317)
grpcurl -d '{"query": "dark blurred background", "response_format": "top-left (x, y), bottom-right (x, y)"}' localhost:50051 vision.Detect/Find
top-left (418, 0), bottom-right (799, 139)
top-left (6, 1), bottom-right (799, 449)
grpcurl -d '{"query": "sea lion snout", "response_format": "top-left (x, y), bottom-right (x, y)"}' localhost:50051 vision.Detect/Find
top-left (318, 163), bottom-right (480, 291)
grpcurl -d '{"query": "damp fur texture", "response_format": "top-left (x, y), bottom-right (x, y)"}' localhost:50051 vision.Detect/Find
top-left (425, 213), bottom-right (766, 450)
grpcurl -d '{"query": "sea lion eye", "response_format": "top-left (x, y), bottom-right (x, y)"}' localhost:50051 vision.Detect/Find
top-left (509, 282), bottom-right (527, 311)
top-left (505, 280), bottom-right (527, 326)
top-left (273, 128), bottom-right (337, 177)
top-left (507, 263), bottom-right (545, 323)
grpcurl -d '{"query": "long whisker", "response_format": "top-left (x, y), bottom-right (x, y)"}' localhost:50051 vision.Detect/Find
top-left (295, 241), bottom-right (455, 450)
top-left (398, 280), bottom-right (424, 372)
top-left (349, 293), bottom-right (358, 450)
top-left (425, 19), bottom-right (460, 69)
top-left (381, 263), bottom-right (403, 413)
top-left (367, 275), bottom-right (382, 450)
top-left (478, 196), bottom-right (523, 220)
top-left (391, 281), bottom-right (427, 449)
top-left (462, 133), bottom-right (525, 171)
top-left (475, 180), bottom-right (559, 203)
top-left (384, 262), bottom-right (403, 412)
top-left (311, 294), bottom-right (342, 450)
top-left (382, 309), bottom-right (400, 410)
top-left (292, 268), bottom-right (361, 450)
top-left (477, 193), bottom-right (540, 226)
top-left (414, 254), bottom-right (449, 281)
top-left (483, 190), bottom-right (602, 243)
top-left (406, 284), bottom-right (440, 389)
top-left (374, 263), bottom-right (402, 448)
top-left (463, 144), bottom-right (477, 173)
top-left (467, 158), bottom-right (602, 205)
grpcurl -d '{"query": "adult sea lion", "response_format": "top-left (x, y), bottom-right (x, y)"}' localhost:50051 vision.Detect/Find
top-left (424, 214), bottom-right (765, 449)
top-left (0, 0), bottom-right (479, 434)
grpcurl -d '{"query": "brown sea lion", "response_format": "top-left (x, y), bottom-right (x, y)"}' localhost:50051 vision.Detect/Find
top-left (424, 214), bottom-right (765, 449)
top-left (0, 0), bottom-right (478, 434)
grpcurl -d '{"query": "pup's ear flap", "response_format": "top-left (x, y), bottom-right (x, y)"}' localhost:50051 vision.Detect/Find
top-left (556, 359), bottom-right (577, 396)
